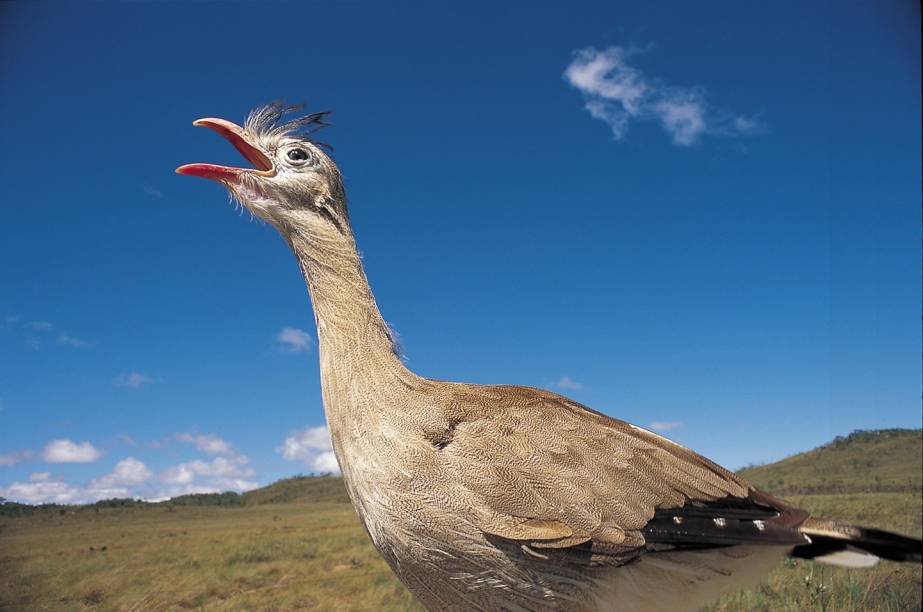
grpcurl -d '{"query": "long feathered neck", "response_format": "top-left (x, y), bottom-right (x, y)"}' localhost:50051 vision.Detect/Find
top-left (285, 220), bottom-right (414, 388)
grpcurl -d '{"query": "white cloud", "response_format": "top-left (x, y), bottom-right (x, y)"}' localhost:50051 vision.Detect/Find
top-left (556, 376), bottom-right (584, 392)
top-left (648, 420), bottom-right (683, 432)
top-left (311, 451), bottom-right (340, 473)
top-left (277, 327), bottom-right (313, 354)
top-left (564, 46), bottom-right (760, 146)
top-left (31, 321), bottom-right (53, 331)
top-left (652, 92), bottom-right (707, 146)
top-left (161, 463), bottom-right (196, 485)
top-left (160, 457), bottom-right (255, 488)
top-left (42, 439), bottom-right (102, 463)
top-left (90, 458), bottom-right (152, 489)
top-left (1, 447), bottom-right (254, 505)
top-left (56, 333), bottom-right (91, 348)
top-left (188, 457), bottom-right (252, 478)
top-left (165, 434), bottom-right (255, 491)
top-left (176, 433), bottom-right (234, 456)
top-left (114, 372), bottom-right (153, 389)
top-left (278, 425), bottom-right (340, 474)
top-left (0, 477), bottom-right (83, 504)
top-left (279, 425), bottom-right (332, 459)
top-left (0, 466), bottom-right (146, 504)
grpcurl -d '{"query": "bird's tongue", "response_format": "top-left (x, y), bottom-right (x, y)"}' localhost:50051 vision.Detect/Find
top-left (176, 117), bottom-right (274, 181)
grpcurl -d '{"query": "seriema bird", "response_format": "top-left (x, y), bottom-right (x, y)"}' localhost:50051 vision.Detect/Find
top-left (177, 104), bottom-right (921, 612)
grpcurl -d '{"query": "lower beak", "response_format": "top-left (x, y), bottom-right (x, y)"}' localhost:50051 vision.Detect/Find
top-left (176, 118), bottom-right (275, 181)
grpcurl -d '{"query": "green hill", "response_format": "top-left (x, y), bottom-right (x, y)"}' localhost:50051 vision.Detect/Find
top-left (739, 428), bottom-right (922, 497)
top-left (156, 475), bottom-right (349, 507)
top-left (241, 475), bottom-right (349, 505)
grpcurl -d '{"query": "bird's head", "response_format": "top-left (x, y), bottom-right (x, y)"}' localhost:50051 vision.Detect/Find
top-left (177, 103), bottom-right (348, 235)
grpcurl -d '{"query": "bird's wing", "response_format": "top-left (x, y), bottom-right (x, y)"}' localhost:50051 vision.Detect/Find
top-left (436, 384), bottom-right (808, 558)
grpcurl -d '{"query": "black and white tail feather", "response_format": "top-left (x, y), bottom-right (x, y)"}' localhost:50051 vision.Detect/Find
top-left (641, 492), bottom-right (922, 570)
top-left (794, 518), bottom-right (922, 567)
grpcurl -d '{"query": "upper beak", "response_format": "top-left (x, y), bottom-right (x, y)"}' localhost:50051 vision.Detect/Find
top-left (176, 118), bottom-right (274, 181)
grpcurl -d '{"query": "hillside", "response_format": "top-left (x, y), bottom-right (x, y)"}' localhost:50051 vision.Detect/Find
top-left (739, 428), bottom-right (922, 496)
top-left (242, 475), bottom-right (349, 505)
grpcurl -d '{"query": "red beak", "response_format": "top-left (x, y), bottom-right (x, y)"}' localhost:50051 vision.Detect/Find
top-left (176, 118), bottom-right (274, 181)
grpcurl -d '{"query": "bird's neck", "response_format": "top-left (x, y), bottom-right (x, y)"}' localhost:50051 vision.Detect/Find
top-left (287, 225), bottom-right (416, 395)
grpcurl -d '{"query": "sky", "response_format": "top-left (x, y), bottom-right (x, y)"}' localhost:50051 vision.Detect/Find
top-left (0, 1), bottom-right (919, 504)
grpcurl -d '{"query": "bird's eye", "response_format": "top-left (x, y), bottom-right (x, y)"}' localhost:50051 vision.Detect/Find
top-left (286, 148), bottom-right (310, 163)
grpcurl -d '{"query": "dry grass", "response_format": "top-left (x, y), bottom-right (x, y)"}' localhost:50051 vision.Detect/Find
top-left (0, 502), bottom-right (419, 611)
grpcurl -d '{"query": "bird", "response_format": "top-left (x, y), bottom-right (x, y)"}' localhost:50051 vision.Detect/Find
top-left (177, 103), bottom-right (921, 612)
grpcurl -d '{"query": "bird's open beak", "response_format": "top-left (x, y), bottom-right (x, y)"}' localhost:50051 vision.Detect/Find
top-left (176, 118), bottom-right (275, 182)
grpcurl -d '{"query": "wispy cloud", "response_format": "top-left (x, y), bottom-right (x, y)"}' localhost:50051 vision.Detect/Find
top-left (4, 318), bottom-right (93, 350)
top-left (0, 449), bottom-right (33, 467)
top-left (142, 185), bottom-right (164, 199)
top-left (161, 456), bottom-right (254, 485)
top-left (277, 327), bottom-right (313, 354)
top-left (116, 433), bottom-right (137, 447)
top-left (648, 420), bottom-right (683, 432)
top-left (176, 433), bottom-right (234, 456)
top-left (555, 376), bottom-right (584, 392)
top-left (56, 333), bottom-right (92, 348)
top-left (42, 439), bottom-right (103, 463)
top-left (114, 372), bottom-right (153, 389)
top-left (564, 46), bottom-right (761, 146)
top-left (278, 425), bottom-right (340, 474)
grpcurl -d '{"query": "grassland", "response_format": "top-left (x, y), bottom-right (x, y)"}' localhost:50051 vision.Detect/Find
top-left (1, 429), bottom-right (920, 611)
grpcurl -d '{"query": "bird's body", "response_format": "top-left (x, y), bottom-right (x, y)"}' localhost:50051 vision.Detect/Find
top-left (178, 104), bottom-right (921, 611)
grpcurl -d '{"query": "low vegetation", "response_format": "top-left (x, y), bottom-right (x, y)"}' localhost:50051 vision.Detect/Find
top-left (1, 430), bottom-right (919, 610)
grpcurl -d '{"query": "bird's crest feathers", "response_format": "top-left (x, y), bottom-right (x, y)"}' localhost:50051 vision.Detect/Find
top-left (245, 102), bottom-right (333, 150)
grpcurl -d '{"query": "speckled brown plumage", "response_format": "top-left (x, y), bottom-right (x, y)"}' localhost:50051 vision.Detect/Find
top-left (178, 105), bottom-right (922, 612)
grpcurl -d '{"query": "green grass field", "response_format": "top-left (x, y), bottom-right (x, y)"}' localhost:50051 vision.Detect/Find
top-left (1, 430), bottom-right (920, 611)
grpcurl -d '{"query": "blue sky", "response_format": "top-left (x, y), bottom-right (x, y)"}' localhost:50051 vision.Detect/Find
top-left (1, 1), bottom-right (919, 503)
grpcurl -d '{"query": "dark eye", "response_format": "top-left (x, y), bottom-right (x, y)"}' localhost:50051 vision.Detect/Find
top-left (287, 148), bottom-right (309, 162)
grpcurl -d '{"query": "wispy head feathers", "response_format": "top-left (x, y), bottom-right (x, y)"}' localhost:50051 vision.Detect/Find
top-left (245, 102), bottom-right (333, 150)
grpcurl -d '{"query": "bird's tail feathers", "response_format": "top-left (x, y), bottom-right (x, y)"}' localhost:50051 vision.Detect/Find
top-left (792, 517), bottom-right (922, 567)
